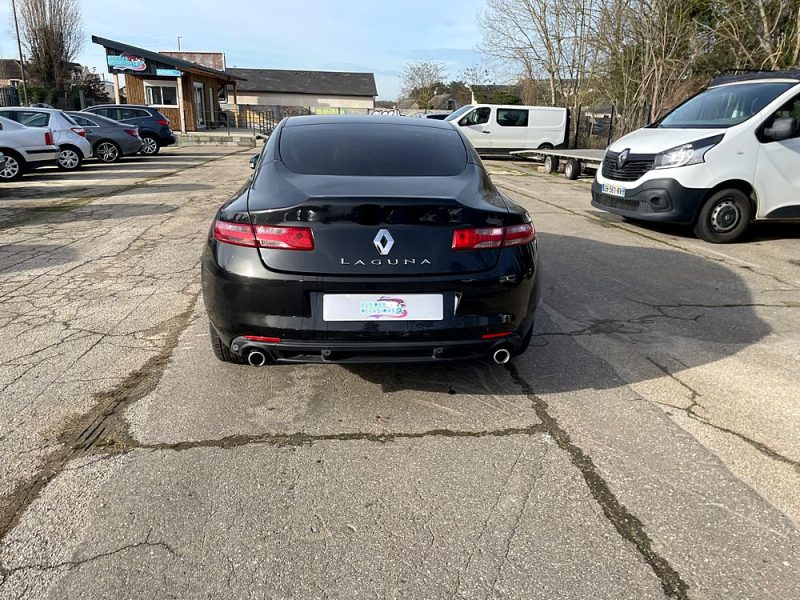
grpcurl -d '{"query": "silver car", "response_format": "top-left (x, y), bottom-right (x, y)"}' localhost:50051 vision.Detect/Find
top-left (67, 112), bottom-right (144, 163)
top-left (0, 107), bottom-right (92, 170)
top-left (0, 116), bottom-right (60, 181)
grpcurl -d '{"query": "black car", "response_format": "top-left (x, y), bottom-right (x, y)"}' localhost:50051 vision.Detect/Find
top-left (202, 116), bottom-right (541, 366)
top-left (82, 104), bottom-right (175, 155)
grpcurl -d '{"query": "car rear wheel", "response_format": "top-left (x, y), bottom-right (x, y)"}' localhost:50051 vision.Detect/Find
top-left (140, 135), bottom-right (160, 155)
top-left (209, 324), bottom-right (244, 364)
top-left (0, 151), bottom-right (25, 181)
top-left (57, 146), bottom-right (83, 170)
top-left (694, 188), bottom-right (752, 243)
top-left (95, 141), bottom-right (121, 163)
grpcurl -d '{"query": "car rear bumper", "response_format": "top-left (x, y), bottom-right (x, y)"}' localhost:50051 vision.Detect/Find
top-left (591, 178), bottom-right (707, 224)
top-left (202, 240), bottom-right (541, 363)
top-left (160, 132), bottom-right (176, 146)
top-left (229, 335), bottom-right (525, 364)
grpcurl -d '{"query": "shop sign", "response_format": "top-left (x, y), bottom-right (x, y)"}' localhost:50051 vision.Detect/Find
top-left (156, 69), bottom-right (182, 77)
top-left (107, 53), bottom-right (147, 72)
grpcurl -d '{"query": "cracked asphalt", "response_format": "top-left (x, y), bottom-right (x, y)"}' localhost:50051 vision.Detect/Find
top-left (0, 152), bottom-right (798, 599)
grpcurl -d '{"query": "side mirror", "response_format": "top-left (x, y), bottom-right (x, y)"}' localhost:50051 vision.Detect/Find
top-left (249, 154), bottom-right (259, 169)
top-left (458, 117), bottom-right (468, 127)
top-left (763, 117), bottom-right (798, 142)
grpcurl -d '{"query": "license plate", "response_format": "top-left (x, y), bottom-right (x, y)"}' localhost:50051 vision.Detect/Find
top-left (322, 294), bottom-right (443, 322)
top-left (601, 183), bottom-right (626, 197)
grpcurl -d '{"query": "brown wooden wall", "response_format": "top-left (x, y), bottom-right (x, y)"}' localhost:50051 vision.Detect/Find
top-left (124, 72), bottom-right (225, 132)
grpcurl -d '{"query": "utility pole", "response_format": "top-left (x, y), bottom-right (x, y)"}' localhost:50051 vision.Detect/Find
top-left (11, 0), bottom-right (29, 106)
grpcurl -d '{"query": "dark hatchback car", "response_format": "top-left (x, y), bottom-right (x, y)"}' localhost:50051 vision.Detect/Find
top-left (82, 104), bottom-right (175, 155)
top-left (202, 116), bottom-right (541, 366)
top-left (67, 112), bottom-right (143, 162)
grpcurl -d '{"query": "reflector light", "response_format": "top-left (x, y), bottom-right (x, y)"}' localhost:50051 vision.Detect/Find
top-left (212, 220), bottom-right (257, 247)
top-left (254, 225), bottom-right (314, 250)
top-left (452, 223), bottom-right (536, 250)
top-left (245, 335), bottom-right (281, 343)
top-left (212, 220), bottom-right (314, 251)
top-left (481, 332), bottom-right (513, 339)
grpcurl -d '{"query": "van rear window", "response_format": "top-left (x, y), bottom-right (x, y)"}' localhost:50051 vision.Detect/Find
top-left (279, 123), bottom-right (468, 176)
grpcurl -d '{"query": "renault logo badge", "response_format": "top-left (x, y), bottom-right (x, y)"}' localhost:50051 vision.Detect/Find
top-left (618, 149), bottom-right (630, 168)
top-left (373, 229), bottom-right (394, 255)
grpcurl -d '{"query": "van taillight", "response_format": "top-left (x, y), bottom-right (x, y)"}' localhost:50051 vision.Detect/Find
top-left (451, 223), bottom-right (535, 250)
top-left (212, 220), bottom-right (314, 251)
top-left (44, 132), bottom-right (53, 145)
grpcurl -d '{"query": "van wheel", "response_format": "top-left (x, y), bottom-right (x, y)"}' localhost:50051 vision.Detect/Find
top-left (543, 155), bottom-right (558, 173)
top-left (0, 150), bottom-right (25, 181)
top-left (564, 158), bottom-right (581, 180)
top-left (694, 188), bottom-right (752, 243)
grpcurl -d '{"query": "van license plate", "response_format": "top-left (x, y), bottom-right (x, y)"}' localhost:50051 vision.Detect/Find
top-left (323, 294), bottom-right (443, 322)
top-left (601, 184), bottom-right (626, 198)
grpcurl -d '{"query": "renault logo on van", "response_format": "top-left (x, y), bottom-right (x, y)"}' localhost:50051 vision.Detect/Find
top-left (618, 149), bottom-right (630, 168)
top-left (373, 229), bottom-right (394, 255)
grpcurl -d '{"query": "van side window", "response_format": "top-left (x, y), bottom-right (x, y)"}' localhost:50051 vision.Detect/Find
top-left (760, 94), bottom-right (800, 142)
top-left (464, 107), bottom-right (490, 126)
top-left (496, 109), bottom-right (529, 127)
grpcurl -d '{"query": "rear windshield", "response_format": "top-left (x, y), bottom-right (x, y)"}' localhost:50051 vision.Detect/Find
top-left (279, 123), bottom-right (468, 176)
top-left (656, 82), bottom-right (795, 128)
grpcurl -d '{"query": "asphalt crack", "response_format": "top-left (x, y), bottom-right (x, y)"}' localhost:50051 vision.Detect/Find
top-left (647, 357), bottom-right (800, 473)
top-left (505, 362), bottom-right (690, 599)
top-left (0, 293), bottom-right (200, 544)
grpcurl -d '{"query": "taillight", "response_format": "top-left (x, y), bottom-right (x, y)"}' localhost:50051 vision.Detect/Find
top-left (124, 129), bottom-right (139, 137)
top-left (71, 127), bottom-right (86, 137)
top-left (44, 132), bottom-right (53, 145)
top-left (212, 220), bottom-right (314, 251)
top-left (156, 119), bottom-right (170, 126)
top-left (254, 225), bottom-right (314, 250)
top-left (452, 223), bottom-right (535, 251)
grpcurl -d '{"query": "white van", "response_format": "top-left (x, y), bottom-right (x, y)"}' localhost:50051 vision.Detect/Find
top-left (592, 70), bottom-right (800, 243)
top-left (445, 104), bottom-right (568, 154)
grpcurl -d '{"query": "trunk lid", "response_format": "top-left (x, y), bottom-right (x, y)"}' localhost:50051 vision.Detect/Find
top-left (248, 162), bottom-right (508, 276)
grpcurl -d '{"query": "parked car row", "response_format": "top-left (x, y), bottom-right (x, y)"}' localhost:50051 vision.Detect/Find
top-left (0, 104), bottom-right (176, 182)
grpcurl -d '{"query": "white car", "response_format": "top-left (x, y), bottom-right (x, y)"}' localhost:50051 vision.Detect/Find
top-left (593, 70), bottom-right (800, 243)
top-left (0, 107), bottom-right (92, 171)
top-left (0, 116), bottom-right (60, 181)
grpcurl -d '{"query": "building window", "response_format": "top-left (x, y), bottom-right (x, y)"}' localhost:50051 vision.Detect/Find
top-left (144, 81), bottom-right (178, 107)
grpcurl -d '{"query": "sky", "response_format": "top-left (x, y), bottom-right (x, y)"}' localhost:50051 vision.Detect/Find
top-left (0, 0), bottom-right (488, 100)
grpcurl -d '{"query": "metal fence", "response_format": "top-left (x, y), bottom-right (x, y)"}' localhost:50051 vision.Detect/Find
top-left (570, 104), bottom-right (652, 149)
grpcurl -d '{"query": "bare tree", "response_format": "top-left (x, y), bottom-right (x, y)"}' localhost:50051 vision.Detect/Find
top-left (710, 0), bottom-right (800, 70)
top-left (480, 0), bottom-right (597, 109)
top-left (18, 0), bottom-right (83, 99)
top-left (400, 60), bottom-right (447, 112)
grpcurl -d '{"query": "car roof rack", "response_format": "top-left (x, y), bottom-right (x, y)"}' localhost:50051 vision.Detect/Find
top-left (710, 68), bottom-right (800, 86)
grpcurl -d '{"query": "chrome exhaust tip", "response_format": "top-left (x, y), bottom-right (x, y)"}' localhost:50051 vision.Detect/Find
top-left (492, 348), bottom-right (511, 365)
top-left (247, 350), bottom-right (268, 367)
